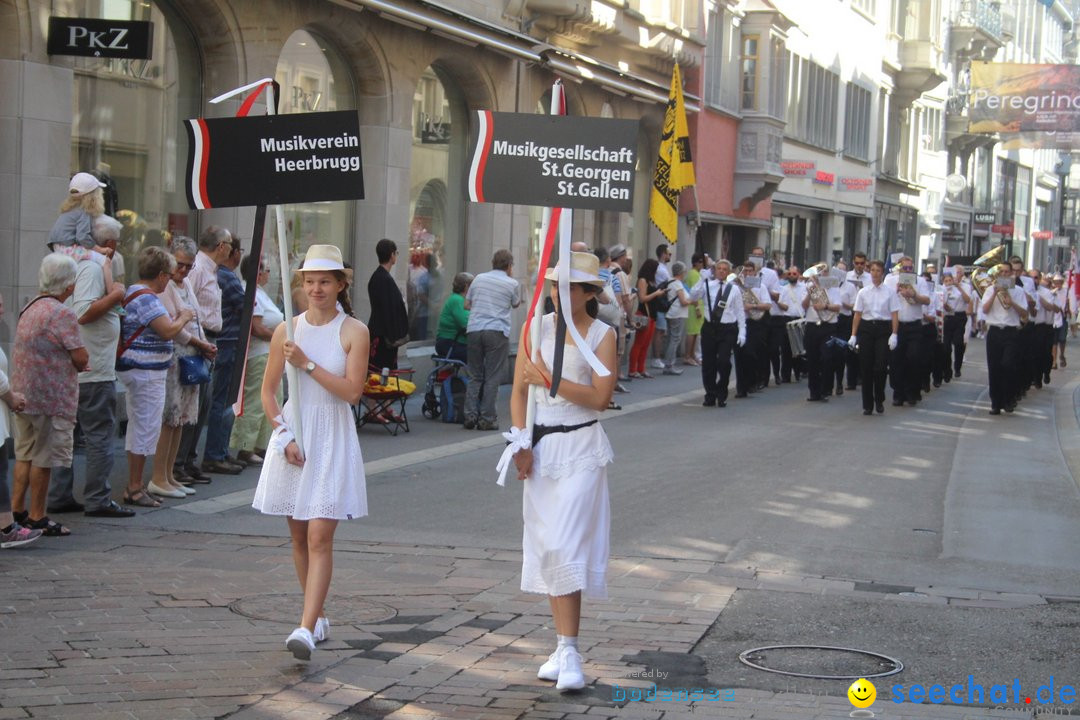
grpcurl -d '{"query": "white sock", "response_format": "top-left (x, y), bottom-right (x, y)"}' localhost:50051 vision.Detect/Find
top-left (557, 635), bottom-right (578, 651)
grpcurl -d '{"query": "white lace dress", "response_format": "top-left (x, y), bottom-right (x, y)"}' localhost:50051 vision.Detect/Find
top-left (252, 311), bottom-right (367, 520)
top-left (521, 314), bottom-right (614, 600)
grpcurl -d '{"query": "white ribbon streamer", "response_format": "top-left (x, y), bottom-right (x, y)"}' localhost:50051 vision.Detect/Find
top-left (495, 426), bottom-right (533, 487)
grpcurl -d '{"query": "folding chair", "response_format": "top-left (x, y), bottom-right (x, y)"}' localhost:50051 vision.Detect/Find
top-left (353, 369), bottom-right (414, 436)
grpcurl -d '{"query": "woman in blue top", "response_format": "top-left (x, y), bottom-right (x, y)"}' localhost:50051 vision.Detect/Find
top-left (116, 247), bottom-right (194, 508)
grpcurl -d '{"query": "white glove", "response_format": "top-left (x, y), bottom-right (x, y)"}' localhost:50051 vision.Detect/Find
top-left (737, 330), bottom-right (746, 347)
top-left (888, 333), bottom-right (898, 351)
top-left (847, 335), bottom-right (857, 350)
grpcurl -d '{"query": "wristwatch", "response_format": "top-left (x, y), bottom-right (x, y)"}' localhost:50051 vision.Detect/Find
top-left (304, 361), bottom-right (316, 374)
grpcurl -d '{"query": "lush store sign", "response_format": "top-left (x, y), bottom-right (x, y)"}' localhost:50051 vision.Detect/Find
top-left (47, 17), bottom-right (154, 59)
top-left (467, 111), bottom-right (639, 212)
top-left (184, 110), bottom-right (364, 209)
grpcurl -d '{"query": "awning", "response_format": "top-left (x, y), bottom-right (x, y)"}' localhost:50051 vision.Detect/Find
top-left (330, 0), bottom-right (700, 110)
top-left (697, 211), bottom-right (773, 229)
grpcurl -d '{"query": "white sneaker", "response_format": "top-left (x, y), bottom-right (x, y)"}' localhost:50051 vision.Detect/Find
top-left (555, 646), bottom-right (585, 691)
top-left (286, 627), bottom-right (315, 660)
top-left (313, 617), bottom-right (330, 644)
top-left (537, 650), bottom-right (560, 681)
top-left (651, 358), bottom-right (666, 369)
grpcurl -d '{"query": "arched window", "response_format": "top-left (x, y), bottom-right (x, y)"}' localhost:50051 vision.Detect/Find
top-left (409, 65), bottom-right (466, 342)
top-left (275, 29), bottom-right (355, 279)
top-left (68, 1), bottom-right (200, 282)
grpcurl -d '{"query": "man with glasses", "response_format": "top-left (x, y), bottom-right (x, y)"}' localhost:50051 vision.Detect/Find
top-left (175, 226), bottom-right (234, 480)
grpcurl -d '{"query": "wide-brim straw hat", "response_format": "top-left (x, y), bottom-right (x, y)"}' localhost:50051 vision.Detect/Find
top-left (544, 251), bottom-right (604, 288)
top-left (297, 244), bottom-right (345, 272)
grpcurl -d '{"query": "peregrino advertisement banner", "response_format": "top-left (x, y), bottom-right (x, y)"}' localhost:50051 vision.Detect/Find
top-left (184, 110), bottom-right (364, 209)
top-left (467, 111), bottom-right (639, 212)
top-left (969, 63), bottom-right (1080, 134)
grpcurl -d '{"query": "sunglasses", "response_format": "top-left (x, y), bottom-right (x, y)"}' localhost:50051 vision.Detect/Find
top-left (175, 261), bottom-right (193, 270)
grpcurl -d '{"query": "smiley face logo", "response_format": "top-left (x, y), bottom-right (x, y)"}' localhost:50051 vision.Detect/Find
top-left (847, 678), bottom-right (876, 708)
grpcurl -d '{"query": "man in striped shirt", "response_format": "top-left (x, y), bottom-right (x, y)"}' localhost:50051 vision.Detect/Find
top-left (463, 249), bottom-right (521, 430)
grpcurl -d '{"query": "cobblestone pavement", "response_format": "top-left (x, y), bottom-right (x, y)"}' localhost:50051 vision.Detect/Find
top-left (1, 525), bottom-right (1049, 720)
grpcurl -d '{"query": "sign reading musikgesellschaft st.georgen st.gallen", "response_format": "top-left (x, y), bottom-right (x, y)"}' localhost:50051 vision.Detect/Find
top-left (184, 110), bottom-right (363, 209)
top-left (467, 111), bottom-right (639, 212)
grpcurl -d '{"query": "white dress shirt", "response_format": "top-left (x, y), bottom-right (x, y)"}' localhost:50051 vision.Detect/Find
top-left (773, 281), bottom-right (806, 318)
top-left (951, 278), bottom-right (973, 313)
top-left (885, 274), bottom-right (930, 323)
top-left (804, 286), bottom-right (842, 325)
top-left (687, 275), bottom-right (746, 334)
top-left (838, 281), bottom-right (857, 316)
top-left (759, 266), bottom-right (780, 294)
top-left (1035, 286), bottom-right (1056, 325)
top-left (846, 269), bottom-right (871, 292)
top-left (854, 282), bottom-right (901, 321)
top-left (189, 250), bottom-right (223, 334)
top-left (983, 285), bottom-right (1029, 327)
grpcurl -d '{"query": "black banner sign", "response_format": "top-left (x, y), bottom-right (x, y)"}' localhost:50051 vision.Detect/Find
top-left (184, 110), bottom-right (364, 209)
top-left (467, 111), bottom-right (639, 212)
top-left (47, 17), bottom-right (154, 59)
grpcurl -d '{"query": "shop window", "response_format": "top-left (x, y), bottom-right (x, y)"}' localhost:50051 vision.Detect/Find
top-left (409, 65), bottom-right (467, 342)
top-left (67, 0), bottom-right (200, 283)
top-left (275, 29), bottom-right (355, 295)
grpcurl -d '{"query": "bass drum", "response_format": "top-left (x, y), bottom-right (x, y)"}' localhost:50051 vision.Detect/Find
top-left (786, 318), bottom-right (807, 356)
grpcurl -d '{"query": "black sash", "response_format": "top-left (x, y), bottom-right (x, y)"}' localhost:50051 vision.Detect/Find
top-left (704, 279), bottom-right (733, 325)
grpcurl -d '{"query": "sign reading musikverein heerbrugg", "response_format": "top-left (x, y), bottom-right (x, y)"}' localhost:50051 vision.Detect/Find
top-left (467, 111), bottom-right (639, 212)
top-left (184, 110), bottom-right (364, 209)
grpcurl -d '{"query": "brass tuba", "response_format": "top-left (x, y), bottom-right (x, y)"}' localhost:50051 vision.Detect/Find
top-left (970, 245), bottom-right (1011, 311)
top-left (803, 263), bottom-right (835, 324)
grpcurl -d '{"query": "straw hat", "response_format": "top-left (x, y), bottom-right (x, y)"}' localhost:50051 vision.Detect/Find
top-left (297, 244), bottom-right (345, 272)
top-left (544, 251), bottom-right (604, 288)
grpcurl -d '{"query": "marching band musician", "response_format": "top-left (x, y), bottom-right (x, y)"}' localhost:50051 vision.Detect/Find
top-left (687, 259), bottom-right (746, 408)
top-left (943, 265), bottom-right (973, 380)
top-left (1010, 258), bottom-right (1039, 394)
top-left (931, 272), bottom-right (962, 388)
top-left (920, 265), bottom-right (940, 394)
top-left (800, 265), bottom-right (842, 402)
top-left (769, 266), bottom-right (805, 385)
top-left (849, 260), bottom-right (900, 416)
top-left (734, 260), bottom-right (773, 397)
top-left (834, 261), bottom-right (857, 395)
top-left (1033, 271), bottom-right (1059, 389)
top-left (982, 263), bottom-right (1029, 415)
top-left (884, 257), bottom-right (931, 407)
top-left (843, 253), bottom-right (871, 391)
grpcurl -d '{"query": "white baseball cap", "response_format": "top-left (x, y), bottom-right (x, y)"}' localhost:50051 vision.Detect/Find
top-left (69, 172), bottom-right (106, 195)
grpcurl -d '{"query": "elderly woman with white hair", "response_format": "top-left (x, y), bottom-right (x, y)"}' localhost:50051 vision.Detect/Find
top-left (10, 254), bottom-right (88, 537)
top-left (147, 236), bottom-right (217, 499)
top-left (116, 247), bottom-right (196, 508)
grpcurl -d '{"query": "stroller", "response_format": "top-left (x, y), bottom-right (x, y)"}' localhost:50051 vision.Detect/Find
top-left (420, 354), bottom-right (469, 422)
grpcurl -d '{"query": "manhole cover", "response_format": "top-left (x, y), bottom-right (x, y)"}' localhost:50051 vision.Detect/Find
top-left (230, 593), bottom-right (397, 625)
top-left (738, 644), bottom-right (903, 680)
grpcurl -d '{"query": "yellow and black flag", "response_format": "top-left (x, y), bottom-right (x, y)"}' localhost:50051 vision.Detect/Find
top-left (649, 63), bottom-right (695, 244)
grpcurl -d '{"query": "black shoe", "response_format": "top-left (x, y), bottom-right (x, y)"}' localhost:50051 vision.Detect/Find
top-left (47, 501), bottom-right (85, 514)
top-left (944, 377), bottom-right (951, 384)
top-left (463, 417), bottom-right (476, 430)
top-left (717, 400), bottom-right (727, 407)
top-left (201, 460), bottom-right (243, 475)
top-left (835, 387), bottom-right (843, 396)
top-left (989, 408), bottom-right (1002, 415)
top-left (775, 376), bottom-right (782, 385)
top-left (845, 385), bottom-right (857, 391)
top-left (955, 370), bottom-right (962, 378)
top-left (702, 397), bottom-right (716, 407)
top-left (892, 399), bottom-right (905, 407)
top-left (933, 382), bottom-right (941, 388)
top-left (876, 403), bottom-right (885, 414)
top-left (476, 419), bottom-right (498, 431)
top-left (1004, 403), bottom-right (1016, 413)
top-left (13, 510), bottom-right (28, 525)
top-left (184, 464), bottom-right (210, 482)
top-left (735, 392), bottom-right (748, 399)
top-left (84, 502), bottom-right (136, 518)
top-left (1045, 373), bottom-right (1051, 385)
top-left (1034, 381), bottom-right (1043, 389)
top-left (863, 409), bottom-right (873, 415)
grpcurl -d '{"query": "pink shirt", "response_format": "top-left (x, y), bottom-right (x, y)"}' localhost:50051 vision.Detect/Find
top-left (12, 297), bottom-right (84, 421)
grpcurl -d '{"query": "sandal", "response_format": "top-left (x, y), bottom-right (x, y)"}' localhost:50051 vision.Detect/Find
top-left (26, 516), bottom-right (71, 537)
top-left (363, 411), bottom-right (389, 424)
top-left (123, 490), bottom-right (161, 508)
top-left (640, 371), bottom-right (655, 379)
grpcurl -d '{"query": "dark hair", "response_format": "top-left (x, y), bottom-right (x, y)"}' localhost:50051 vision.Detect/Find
top-left (853, 251), bottom-right (867, 261)
top-left (638, 258), bottom-right (659, 283)
top-left (691, 253), bottom-right (704, 266)
top-left (868, 259), bottom-right (886, 271)
top-left (240, 252), bottom-right (262, 280)
top-left (376, 239), bottom-right (397, 264)
top-left (594, 247), bottom-right (609, 263)
top-left (655, 244), bottom-right (668, 259)
top-left (492, 248), bottom-right (514, 271)
top-left (333, 270), bottom-right (354, 317)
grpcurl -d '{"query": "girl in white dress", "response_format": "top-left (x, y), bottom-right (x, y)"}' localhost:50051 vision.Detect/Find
top-left (252, 245), bottom-right (370, 660)
top-left (509, 252), bottom-right (617, 692)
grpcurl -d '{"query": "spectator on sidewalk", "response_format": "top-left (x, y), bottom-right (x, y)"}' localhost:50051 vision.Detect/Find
top-left (47, 215), bottom-right (133, 519)
top-left (368, 239), bottom-right (410, 372)
top-left (0, 291), bottom-right (41, 548)
top-left (201, 236), bottom-right (246, 475)
top-left (230, 252), bottom-right (283, 465)
top-left (463, 249), bottom-right (521, 431)
top-left (10, 254), bottom-right (88, 537)
top-left (149, 237), bottom-right (217, 499)
top-left (435, 272), bottom-right (472, 362)
top-left (684, 253), bottom-right (705, 366)
top-left (608, 245), bottom-right (635, 382)
top-left (175, 226), bottom-right (231, 482)
top-left (116, 247), bottom-right (194, 508)
top-left (48, 172), bottom-right (114, 290)
top-left (629, 259), bottom-right (667, 379)
top-left (661, 261), bottom-right (691, 375)
top-left (652, 244), bottom-right (672, 369)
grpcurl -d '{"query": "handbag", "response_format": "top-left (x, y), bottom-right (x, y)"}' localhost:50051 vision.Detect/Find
top-left (178, 354), bottom-right (211, 385)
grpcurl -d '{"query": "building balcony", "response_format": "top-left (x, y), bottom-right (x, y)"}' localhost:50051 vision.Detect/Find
top-left (949, 0), bottom-right (1004, 60)
top-left (733, 116), bottom-right (785, 210)
top-left (896, 38), bottom-right (947, 98)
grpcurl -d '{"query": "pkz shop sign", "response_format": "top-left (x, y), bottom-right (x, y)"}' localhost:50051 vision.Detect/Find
top-left (47, 17), bottom-right (154, 60)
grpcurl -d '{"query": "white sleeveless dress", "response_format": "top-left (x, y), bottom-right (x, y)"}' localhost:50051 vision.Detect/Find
top-left (252, 310), bottom-right (368, 520)
top-left (521, 314), bottom-right (615, 600)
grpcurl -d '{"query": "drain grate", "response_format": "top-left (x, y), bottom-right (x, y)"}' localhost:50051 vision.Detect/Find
top-left (230, 593), bottom-right (397, 625)
top-left (738, 644), bottom-right (903, 680)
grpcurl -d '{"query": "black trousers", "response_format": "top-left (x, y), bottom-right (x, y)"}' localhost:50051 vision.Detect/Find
top-left (837, 314), bottom-right (856, 389)
top-left (768, 315), bottom-right (796, 382)
top-left (857, 320), bottom-right (891, 412)
top-left (986, 325), bottom-right (1020, 411)
top-left (889, 321), bottom-right (923, 403)
top-left (921, 323), bottom-right (938, 388)
top-left (1035, 323), bottom-right (1054, 381)
top-left (736, 318), bottom-right (768, 393)
top-left (1018, 323), bottom-right (1038, 390)
top-left (942, 312), bottom-right (967, 380)
top-left (804, 322), bottom-right (836, 400)
top-left (701, 322), bottom-right (737, 403)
